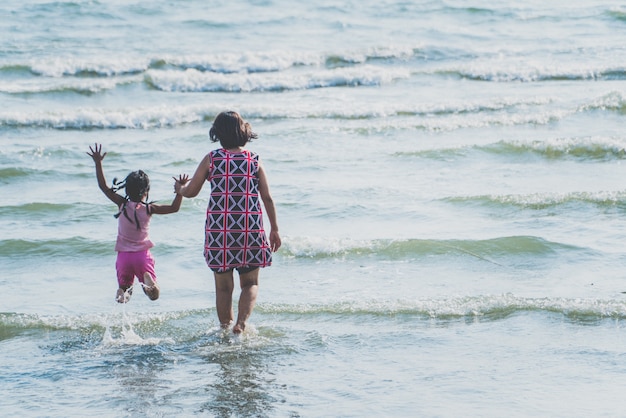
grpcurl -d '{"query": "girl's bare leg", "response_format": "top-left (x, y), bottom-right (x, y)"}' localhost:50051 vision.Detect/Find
top-left (142, 272), bottom-right (160, 301)
top-left (214, 271), bottom-right (235, 328)
top-left (116, 286), bottom-right (132, 303)
top-left (233, 269), bottom-right (259, 334)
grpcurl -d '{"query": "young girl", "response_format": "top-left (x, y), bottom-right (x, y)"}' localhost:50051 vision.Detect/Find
top-left (175, 111), bottom-right (281, 334)
top-left (88, 143), bottom-right (189, 303)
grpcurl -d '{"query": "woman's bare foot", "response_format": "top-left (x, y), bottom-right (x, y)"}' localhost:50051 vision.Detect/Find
top-left (116, 287), bottom-right (132, 303)
top-left (233, 322), bottom-right (245, 334)
top-left (142, 273), bottom-right (160, 300)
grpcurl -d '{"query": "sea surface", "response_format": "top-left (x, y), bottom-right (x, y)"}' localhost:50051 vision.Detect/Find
top-left (2, 1), bottom-right (626, 417)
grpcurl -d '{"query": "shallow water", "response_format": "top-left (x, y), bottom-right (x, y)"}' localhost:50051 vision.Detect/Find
top-left (2, 0), bottom-right (626, 416)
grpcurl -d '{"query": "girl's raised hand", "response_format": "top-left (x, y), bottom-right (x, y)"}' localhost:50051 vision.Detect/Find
top-left (173, 174), bottom-right (189, 194)
top-left (87, 143), bottom-right (106, 162)
top-left (175, 174), bottom-right (189, 185)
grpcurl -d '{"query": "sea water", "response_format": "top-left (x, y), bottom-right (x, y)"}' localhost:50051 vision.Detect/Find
top-left (2, 1), bottom-right (626, 417)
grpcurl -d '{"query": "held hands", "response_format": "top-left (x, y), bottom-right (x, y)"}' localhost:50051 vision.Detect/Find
top-left (173, 174), bottom-right (189, 195)
top-left (87, 143), bottom-right (106, 163)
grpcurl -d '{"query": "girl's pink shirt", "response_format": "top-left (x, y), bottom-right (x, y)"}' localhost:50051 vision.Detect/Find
top-left (114, 202), bottom-right (154, 252)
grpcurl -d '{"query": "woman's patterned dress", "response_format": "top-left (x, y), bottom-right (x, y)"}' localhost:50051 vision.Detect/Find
top-left (204, 148), bottom-right (272, 272)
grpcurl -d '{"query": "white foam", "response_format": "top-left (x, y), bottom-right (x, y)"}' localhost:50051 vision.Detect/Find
top-left (0, 75), bottom-right (139, 94)
top-left (29, 56), bottom-right (150, 77)
top-left (159, 50), bottom-right (323, 73)
top-left (146, 65), bottom-right (410, 92)
top-left (453, 58), bottom-right (626, 82)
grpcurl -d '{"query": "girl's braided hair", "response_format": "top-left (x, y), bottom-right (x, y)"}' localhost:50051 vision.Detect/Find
top-left (111, 170), bottom-right (151, 229)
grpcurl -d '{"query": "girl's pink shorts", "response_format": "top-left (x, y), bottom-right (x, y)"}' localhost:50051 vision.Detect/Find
top-left (115, 250), bottom-right (157, 288)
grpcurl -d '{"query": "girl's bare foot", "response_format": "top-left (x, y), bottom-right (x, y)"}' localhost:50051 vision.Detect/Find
top-left (116, 287), bottom-right (132, 303)
top-left (142, 273), bottom-right (160, 300)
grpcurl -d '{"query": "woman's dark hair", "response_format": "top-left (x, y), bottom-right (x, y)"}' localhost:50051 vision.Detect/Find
top-left (111, 170), bottom-right (151, 229)
top-left (209, 111), bottom-right (257, 148)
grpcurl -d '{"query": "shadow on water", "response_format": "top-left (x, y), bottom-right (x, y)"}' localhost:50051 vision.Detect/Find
top-left (94, 324), bottom-right (294, 417)
top-left (194, 329), bottom-right (286, 418)
top-left (103, 346), bottom-right (171, 413)
top-left (19, 307), bottom-right (300, 416)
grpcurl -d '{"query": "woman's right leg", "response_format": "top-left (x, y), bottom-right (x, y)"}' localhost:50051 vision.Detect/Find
top-left (214, 270), bottom-right (235, 328)
top-left (233, 268), bottom-right (260, 334)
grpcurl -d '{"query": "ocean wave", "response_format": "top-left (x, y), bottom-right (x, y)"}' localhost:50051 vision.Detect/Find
top-left (391, 96), bottom-right (553, 116)
top-left (145, 65), bottom-right (410, 92)
top-left (0, 167), bottom-right (34, 182)
top-left (0, 99), bottom-right (563, 130)
top-left (443, 191), bottom-right (626, 210)
top-left (259, 295), bottom-right (626, 320)
top-left (0, 236), bottom-right (186, 258)
top-left (0, 237), bottom-right (111, 257)
top-left (0, 310), bottom-right (201, 332)
top-left (0, 75), bottom-right (141, 95)
top-left (0, 105), bottom-right (210, 129)
top-left (0, 202), bottom-right (100, 220)
top-left (0, 309), bottom-right (209, 345)
top-left (0, 64), bottom-right (409, 95)
top-left (579, 91), bottom-right (626, 113)
top-left (397, 136), bottom-right (626, 161)
top-left (0, 234), bottom-right (583, 264)
top-left (0, 202), bottom-right (74, 215)
top-left (28, 57), bottom-right (151, 78)
top-left (152, 51), bottom-right (323, 74)
top-left (0, 91), bottom-right (617, 131)
top-left (607, 7), bottom-right (626, 22)
top-left (447, 61), bottom-right (626, 82)
top-left (2, 294), bottom-right (626, 341)
top-left (3, 47), bottom-right (626, 92)
top-left (0, 48), bottom-right (418, 78)
top-left (481, 136), bottom-right (626, 160)
top-left (0, 310), bottom-right (276, 352)
top-left (0, 47), bottom-right (417, 96)
top-left (282, 235), bottom-right (580, 261)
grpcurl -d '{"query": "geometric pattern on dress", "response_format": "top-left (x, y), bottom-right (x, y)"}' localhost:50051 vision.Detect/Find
top-left (249, 231), bottom-right (268, 247)
top-left (205, 231), bottom-right (224, 250)
top-left (224, 249), bottom-right (244, 265)
top-left (228, 176), bottom-right (249, 194)
top-left (226, 232), bottom-right (246, 248)
top-left (206, 249), bottom-right (224, 266)
top-left (228, 157), bottom-right (248, 176)
top-left (204, 148), bottom-right (272, 272)
top-left (249, 196), bottom-right (261, 212)
top-left (225, 213), bottom-right (246, 230)
top-left (246, 247), bottom-right (268, 264)
top-left (247, 215), bottom-right (263, 231)
top-left (227, 195), bottom-right (247, 213)
top-left (212, 177), bottom-right (227, 194)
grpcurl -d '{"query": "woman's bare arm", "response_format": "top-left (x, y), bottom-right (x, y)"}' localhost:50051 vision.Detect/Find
top-left (257, 163), bottom-right (281, 252)
top-left (175, 154), bottom-right (210, 198)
